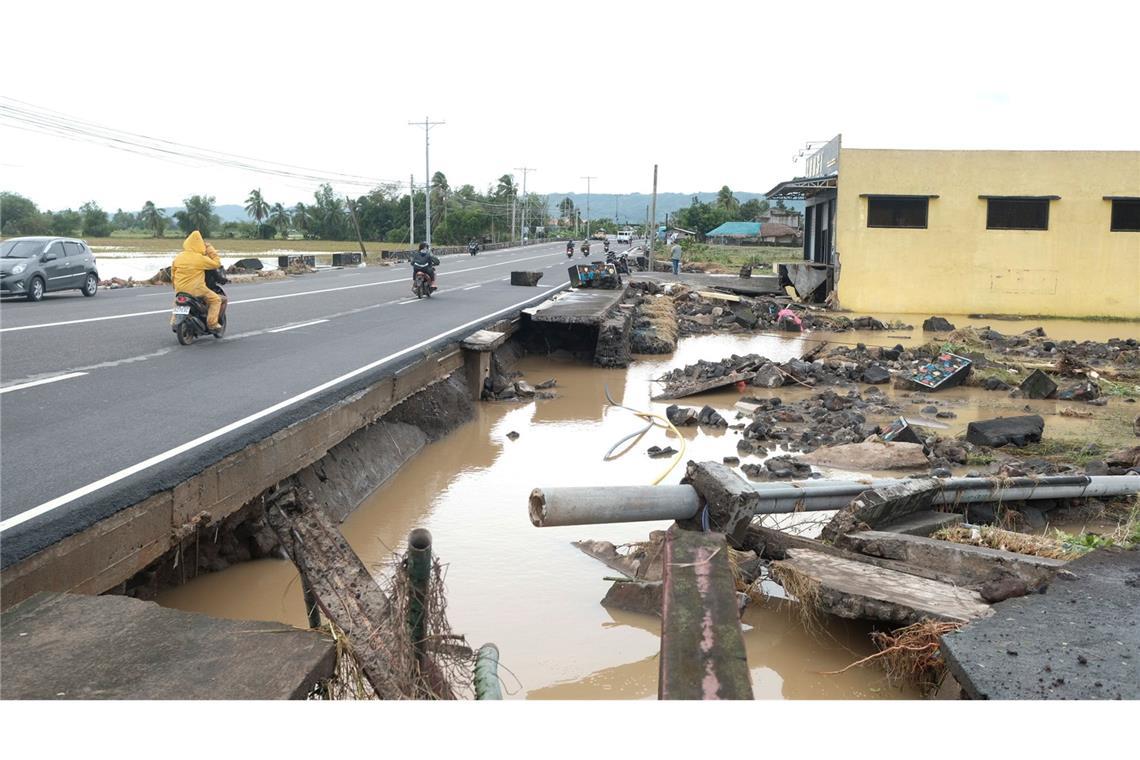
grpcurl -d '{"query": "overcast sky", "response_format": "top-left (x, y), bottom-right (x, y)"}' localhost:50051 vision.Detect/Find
top-left (2, 0), bottom-right (1137, 211)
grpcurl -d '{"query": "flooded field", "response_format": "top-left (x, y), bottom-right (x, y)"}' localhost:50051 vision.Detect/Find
top-left (94, 254), bottom-right (281, 282)
top-left (158, 315), bottom-right (1139, 699)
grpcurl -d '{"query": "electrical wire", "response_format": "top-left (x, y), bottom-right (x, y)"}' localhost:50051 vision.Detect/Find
top-left (602, 385), bottom-right (686, 485)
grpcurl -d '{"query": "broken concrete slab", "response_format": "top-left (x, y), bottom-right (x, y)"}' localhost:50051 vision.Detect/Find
top-left (510, 271), bottom-right (543, 286)
top-left (573, 534), bottom-right (665, 581)
top-left (922, 316), bottom-right (957, 332)
top-left (940, 547), bottom-right (1139, 700)
top-left (878, 510), bottom-right (964, 537)
top-left (601, 580), bottom-right (663, 617)
top-left (838, 530), bottom-right (1066, 589)
top-left (771, 548), bottom-right (993, 625)
top-left (966, 415), bottom-right (1044, 448)
top-left (820, 478), bottom-right (941, 543)
top-left (679, 461), bottom-right (760, 544)
top-left (659, 527), bottom-right (753, 700)
top-left (796, 440), bottom-right (929, 471)
top-left (0, 592), bottom-right (335, 699)
top-left (1019, 369), bottom-right (1058, 400)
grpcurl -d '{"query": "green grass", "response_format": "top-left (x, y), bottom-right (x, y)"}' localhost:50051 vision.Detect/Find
top-left (680, 242), bottom-right (802, 272)
top-left (1014, 438), bottom-right (1106, 466)
top-left (1100, 378), bottom-right (1140, 398)
top-left (85, 236), bottom-right (414, 255)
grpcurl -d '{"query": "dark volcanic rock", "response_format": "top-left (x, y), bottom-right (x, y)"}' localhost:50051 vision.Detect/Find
top-left (647, 445), bottom-right (678, 459)
top-left (966, 415), bottom-right (1045, 448)
top-left (922, 316), bottom-right (957, 332)
top-left (665, 405), bottom-right (699, 426)
top-left (862, 365), bottom-right (891, 384)
top-left (697, 405), bottom-right (727, 428)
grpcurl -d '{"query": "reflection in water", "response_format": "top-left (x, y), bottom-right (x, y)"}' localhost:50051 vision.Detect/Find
top-left (154, 320), bottom-right (1140, 700)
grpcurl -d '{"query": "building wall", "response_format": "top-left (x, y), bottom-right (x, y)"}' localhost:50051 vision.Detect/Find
top-left (835, 149), bottom-right (1140, 318)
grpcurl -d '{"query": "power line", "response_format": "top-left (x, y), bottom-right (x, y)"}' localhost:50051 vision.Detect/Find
top-left (0, 96), bottom-right (409, 190)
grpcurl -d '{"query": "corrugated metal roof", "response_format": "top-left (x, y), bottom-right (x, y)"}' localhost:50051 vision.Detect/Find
top-left (706, 221), bottom-right (762, 237)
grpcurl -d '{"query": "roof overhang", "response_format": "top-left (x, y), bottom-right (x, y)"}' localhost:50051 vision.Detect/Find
top-left (978, 195), bottom-right (1061, 200)
top-left (764, 175), bottom-right (837, 200)
top-left (858, 193), bottom-right (940, 200)
top-left (1103, 196), bottom-right (1140, 201)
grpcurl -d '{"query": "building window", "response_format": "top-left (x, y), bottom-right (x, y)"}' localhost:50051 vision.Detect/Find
top-left (867, 197), bottom-right (928, 228)
top-left (986, 198), bottom-right (1050, 230)
top-left (1110, 199), bottom-right (1140, 231)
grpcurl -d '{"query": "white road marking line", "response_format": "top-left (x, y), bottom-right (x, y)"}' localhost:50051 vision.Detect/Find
top-left (267, 319), bottom-right (329, 333)
top-left (462, 285), bottom-right (481, 290)
top-left (0, 283), bottom-right (570, 535)
top-left (0, 372), bottom-right (89, 395)
top-left (0, 248), bottom-right (565, 333)
top-left (396, 298), bottom-right (423, 305)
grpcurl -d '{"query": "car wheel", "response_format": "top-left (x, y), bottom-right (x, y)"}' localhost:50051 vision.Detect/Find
top-left (176, 320), bottom-right (196, 345)
top-left (81, 273), bottom-right (98, 297)
top-left (26, 276), bottom-right (45, 302)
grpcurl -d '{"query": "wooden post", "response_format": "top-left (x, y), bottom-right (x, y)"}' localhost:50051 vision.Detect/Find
top-left (658, 525), bottom-right (753, 700)
top-left (345, 196), bottom-right (368, 260)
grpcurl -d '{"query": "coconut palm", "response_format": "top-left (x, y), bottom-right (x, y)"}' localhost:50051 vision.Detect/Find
top-left (431, 171), bottom-right (450, 225)
top-left (139, 200), bottom-right (167, 238)
top-left (174, 195), bottom-right (216, 236)
top-left (292, 202), bottom-right (311, 235)
top-left (245, 188), bottom-right (270, 226)
top-left (269, 203), bottom-right (291, 239)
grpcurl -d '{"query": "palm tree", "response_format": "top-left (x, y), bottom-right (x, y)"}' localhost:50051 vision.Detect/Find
top-left (174, 195), bottom-right (216, 236)
top-left (139, 200), bottom-right (167, 238)
top-left (292, 202), bottom-right (311, 235)
top-left (494, 174), bottom-right (516, 200)
top-left (269, 203), bottom-right (291, 239)
top-left (245, 188), bottom-right (270, 226)
top-left (431, 171), bottom-right (450, 225)
top-left (716, 185), bottom-right (739, 213)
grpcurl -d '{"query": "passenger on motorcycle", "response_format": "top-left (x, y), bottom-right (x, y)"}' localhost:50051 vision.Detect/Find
top-left (566, 240), bottom-right (575, 254)
top-left (411, 242), bottom-right (440, 291)
top-left (171, 230), bottom-right (224, 335)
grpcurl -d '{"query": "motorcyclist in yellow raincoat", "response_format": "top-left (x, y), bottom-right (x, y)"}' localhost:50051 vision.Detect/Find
top-left (171, 231), bottom-right (224, 333)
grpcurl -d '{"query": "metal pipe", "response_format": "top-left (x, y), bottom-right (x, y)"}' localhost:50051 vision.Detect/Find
top-left (473, 643), bottom-right (503, 700)
top-left (529, 485), bottom-right (701, 527)
top-left (529, 475), bottom-right (1140, 526)
top-left (406, 528), bottom-right (433, 664)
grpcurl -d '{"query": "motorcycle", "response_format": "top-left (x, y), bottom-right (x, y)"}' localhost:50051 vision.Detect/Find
top-left (566, 243), bottom-right (574, 258)
top-left (581, 241), bottom-right (591, 257)
top-left (412, 265), bottom-right (436, 298)
top-left (605, 250), bottom-right (630, 275)
top-left (172, 268), bottom-right (227, 345)
top-left (468, 242), bottom-right (479, 256)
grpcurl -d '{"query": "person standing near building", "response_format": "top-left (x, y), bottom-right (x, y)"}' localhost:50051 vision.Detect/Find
top-left (670, 241), bottom-right (682, 275)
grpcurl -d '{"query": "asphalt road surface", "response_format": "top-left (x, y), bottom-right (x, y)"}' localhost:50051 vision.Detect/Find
top-left (0, 240), bottom-right (594, 566)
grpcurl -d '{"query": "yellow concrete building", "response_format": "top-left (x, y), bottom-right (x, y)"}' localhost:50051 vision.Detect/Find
top-left (768, 145), bottom-right (1140, 318)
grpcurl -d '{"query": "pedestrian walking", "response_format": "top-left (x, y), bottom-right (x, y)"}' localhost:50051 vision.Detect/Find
top-left (670, 241), bottom-right (682, 275)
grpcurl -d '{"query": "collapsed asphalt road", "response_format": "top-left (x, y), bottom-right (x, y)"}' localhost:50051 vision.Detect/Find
top-left (0, 241), bottom-right (574, 566)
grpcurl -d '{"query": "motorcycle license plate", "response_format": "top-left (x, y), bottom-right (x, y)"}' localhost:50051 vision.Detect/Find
top-left (172, 305), bottom-right (191, 315)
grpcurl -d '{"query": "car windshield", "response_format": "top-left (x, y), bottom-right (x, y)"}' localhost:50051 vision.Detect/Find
top-left (1, 241), bottom-right (46, 258)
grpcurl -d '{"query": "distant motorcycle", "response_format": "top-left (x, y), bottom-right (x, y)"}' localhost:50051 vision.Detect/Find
top-left (566, 242), bottom-right (574, 258)
top-left (172, 269), bottom-right (227, 345)
top-left (468, 241), bottom-right (479, 256)
top-left (581, 241), bottom-right (591, 257)
top-left (606, 250), bottom-right (630, 274)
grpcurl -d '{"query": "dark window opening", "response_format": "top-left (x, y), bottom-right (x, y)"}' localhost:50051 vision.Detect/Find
top-left (1110, 199), bottom-right (1140, 232)
top-left (867, 197), bottom-right (928, 228)
top-left (987, 198), bottom-right (1049, 230)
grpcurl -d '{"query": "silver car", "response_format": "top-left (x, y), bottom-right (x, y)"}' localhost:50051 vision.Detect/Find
top-left (0, 236), bottom-right (100, 301)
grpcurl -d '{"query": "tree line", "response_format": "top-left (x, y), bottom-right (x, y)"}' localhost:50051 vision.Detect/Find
top-left (2, 172), bottom-right (565, 246)
top-left (670, 185), bottom-right (791, 239)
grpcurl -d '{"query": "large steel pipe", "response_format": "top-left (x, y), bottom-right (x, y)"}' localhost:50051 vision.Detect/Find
top-left (529, 486), bottom-right (701, 527)
top-left (529, 475), bottom-right (1140, 527)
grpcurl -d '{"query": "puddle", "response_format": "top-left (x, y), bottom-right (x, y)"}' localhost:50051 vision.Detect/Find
top-left (159, 319), bottom-right (1137, 699)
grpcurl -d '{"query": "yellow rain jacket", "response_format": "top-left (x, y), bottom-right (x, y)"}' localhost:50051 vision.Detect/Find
top-left (171, 231), bottom-right (222, 292)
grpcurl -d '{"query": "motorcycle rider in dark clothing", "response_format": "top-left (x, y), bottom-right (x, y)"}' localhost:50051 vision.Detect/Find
top-left (411, 242), bottom-right (440, 291)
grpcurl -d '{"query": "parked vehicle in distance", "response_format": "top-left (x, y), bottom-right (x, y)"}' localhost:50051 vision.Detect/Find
top-left (616, 229), bottom-right (633, 244)
top-left (0, 237), bottom-right (100, 302)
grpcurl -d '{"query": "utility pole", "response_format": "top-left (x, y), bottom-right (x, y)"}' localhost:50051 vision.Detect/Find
top-left (580, 175), bottom-right (596, 240)
top-left (649, 164), bottom-right (658, 271)
top-left (409, 174), bottom-right (415, 247)
top-left (408, 117), bottom-right (444, 249)
top-left (511, 193), bottom-right (516, 242)
top-left (514, 166), bottom-right (535, 243)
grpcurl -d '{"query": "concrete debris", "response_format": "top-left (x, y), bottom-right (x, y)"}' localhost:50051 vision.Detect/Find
top-left (1019, 369), bottom-right (1058, 399)
top-left (697, 405), bottom-right (728, 428)
top-left (965, 415), bottom-right (1045, 448)
top-left (665, 405), bottom-right (699, 427)
top-left (922, 316), bottom-right (957, 332)
top-left (510, 271), bottom-right (543, 286)
top-left (505, 431), bottom-right (519, 440)
top-left (797, 440), bottom-right (930, 471)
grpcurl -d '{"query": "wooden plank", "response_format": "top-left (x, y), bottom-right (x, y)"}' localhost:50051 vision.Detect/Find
top-left (264, 486), bottom-right (408, 699)
top-left (771, 548), bottom-right (993, 625)
top-left (659, 527), bottom-right (753, 700)
top-left (652, 369), bottom-right (757, 401)
top-left (696, 290), bottom-right (741, 302)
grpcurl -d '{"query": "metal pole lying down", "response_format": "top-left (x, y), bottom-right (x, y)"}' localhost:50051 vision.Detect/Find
top-left (529, 474), bottom-right (1140, 527)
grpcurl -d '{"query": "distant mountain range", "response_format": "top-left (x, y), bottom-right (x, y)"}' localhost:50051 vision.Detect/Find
top-left (165, 194), bottom-right (804, 225)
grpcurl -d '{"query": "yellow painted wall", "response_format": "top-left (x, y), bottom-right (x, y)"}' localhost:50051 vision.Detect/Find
top-left (835, 149), bottom-right (1140, 318)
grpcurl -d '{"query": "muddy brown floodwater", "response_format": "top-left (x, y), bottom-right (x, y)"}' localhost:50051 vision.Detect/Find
top-left (158, 313), bottom-right (1139, 699)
